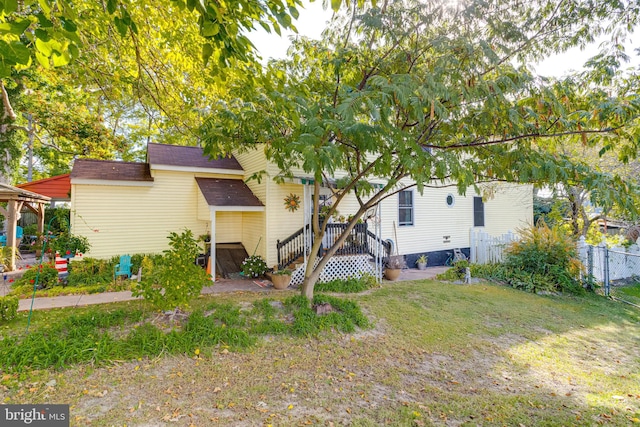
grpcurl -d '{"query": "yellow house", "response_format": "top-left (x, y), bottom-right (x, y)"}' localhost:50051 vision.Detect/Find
top-left (71, 143), bottom-right (532, 282)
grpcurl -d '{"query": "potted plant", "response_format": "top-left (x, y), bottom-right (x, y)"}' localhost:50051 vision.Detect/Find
top-left (241, 254), bottom-right (268, 278)
top-left (268, 269), bottom-right (292, 290)
top-left (384, 255), bottom-right (406, 281)
top-left (31, 233), bottom-right (44, 257)
top-left (51, 233), bottom-right (91, 259)
top-left (415, 254), bottom-right (428, 270)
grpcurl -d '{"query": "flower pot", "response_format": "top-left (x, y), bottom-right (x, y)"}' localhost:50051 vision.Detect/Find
top-left (270, 273), bottom-right (292, 290)
top-left (416, 262), bottom-right (427, 270)
top-left (384, 268), bottom-right (401, 281)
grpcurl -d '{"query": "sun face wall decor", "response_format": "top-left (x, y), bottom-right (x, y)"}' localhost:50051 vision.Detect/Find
top-left (284, 193), bottom-right (301, 212)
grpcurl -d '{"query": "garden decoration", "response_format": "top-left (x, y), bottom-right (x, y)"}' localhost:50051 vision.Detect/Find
top-left (241, 237), bottom-right (267, 278)
top-left (268, 269), bottom-right (292, 289)
top-left (284, 193), bottom-right (301, 212)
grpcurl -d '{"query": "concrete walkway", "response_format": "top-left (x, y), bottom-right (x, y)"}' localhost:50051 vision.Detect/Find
top-left (9, 266), bottom-right (448, 312)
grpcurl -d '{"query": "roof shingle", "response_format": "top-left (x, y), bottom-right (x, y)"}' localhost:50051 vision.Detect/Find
top-left (71, 159), bottom-right (153, 182)
top-left (147, 143), bottom-right (243, 171)
top-left (195, 178), bottom-right (264, 207)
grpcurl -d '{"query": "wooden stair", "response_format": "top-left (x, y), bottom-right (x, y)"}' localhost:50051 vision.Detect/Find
top-left (215, 243), bottom-right (249, 278)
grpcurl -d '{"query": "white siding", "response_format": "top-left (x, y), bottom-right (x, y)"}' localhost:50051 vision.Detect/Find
top-left (482, 183), bottom-right (534, 235)
top-left (377, 183), bottom-right (533, 255)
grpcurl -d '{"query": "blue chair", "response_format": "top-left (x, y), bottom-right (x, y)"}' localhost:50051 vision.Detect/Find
top-left (114, 254), bottom-right (132, 280)
top-left (0, 226), bottom-right (23, 246)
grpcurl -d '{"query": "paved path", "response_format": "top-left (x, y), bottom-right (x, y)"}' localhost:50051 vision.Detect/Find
top-left (11, 266), bottom-right (448, 312)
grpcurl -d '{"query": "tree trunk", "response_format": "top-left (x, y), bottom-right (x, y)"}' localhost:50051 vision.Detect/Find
top-left (0, 80), bottom-right (18, 185)
top-left (300, 234), bottom-right (324, 301)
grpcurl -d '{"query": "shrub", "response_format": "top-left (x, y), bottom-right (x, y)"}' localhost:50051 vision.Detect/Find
top-left (0, 295), bottom-right (18, 322)
top-left (67, 257), bottom-right (114, 286)
top-left (436, 259), bottom-right (471, 281)
top-left (16, 263), bottom-right (59, 289)
top-left (503, 223), bottom-right (584, 294)
top-left (241, 255), bottom-right (268, 278)
top-left (50, 233), bottom-right (91, 256)
top-left (315, 274), bottom-right (378, 293)
top-left (132, 229), bottom-right (209, 311)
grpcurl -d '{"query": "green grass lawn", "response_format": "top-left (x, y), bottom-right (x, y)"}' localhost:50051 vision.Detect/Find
top-left (1, 279), bottom-right (639, 426)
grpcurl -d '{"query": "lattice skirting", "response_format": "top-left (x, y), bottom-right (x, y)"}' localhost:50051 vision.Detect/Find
top-left (290, 254), bottom-right (377, 286)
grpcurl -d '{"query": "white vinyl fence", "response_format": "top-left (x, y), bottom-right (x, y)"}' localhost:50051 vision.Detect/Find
top-left (469, 230), bottom-right (519, 264)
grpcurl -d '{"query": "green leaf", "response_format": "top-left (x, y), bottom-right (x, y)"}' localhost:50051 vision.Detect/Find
top-left (35, 13), bottom-right (54, 28)
top-left (61, 18), bottom-right (77, 33)
top-left (0, 63), bottom-right (11, 77)
top-left (34, 28), bottom-right (51, 42)
top-left (4, 0), bottom-right (17, 13)
top-left (68, 43), bottom-right (79, 59)
top-left (331, 0), bottom-right (341, 12)
top-left (34, 50), bottom-right (49, 68)
top-left (106, 0), bottom-right (118, 14)
top-left (0, 40), bottom-right (31, 65)
top-left (202, 42), bottom-right (214, 65)
top-left (0, 19), bottom-right (30, 36)
top-left (113, 16), bottom-right (128, 37)
top-left (201, 21), bottom-right (219, 37)
top-left (52, 51), bottom-right (71, 67)
top-left (35, 38), bottom-right (53, 56)
top-left (38, 0), bottom-right (51, 15)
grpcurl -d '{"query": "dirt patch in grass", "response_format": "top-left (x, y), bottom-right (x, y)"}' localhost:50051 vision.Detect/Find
top-left (2, 281), bottom-right (639, 426)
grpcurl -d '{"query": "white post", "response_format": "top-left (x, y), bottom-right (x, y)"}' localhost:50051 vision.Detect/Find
top-left (303, 184), bottom-right (308, 264)
top-left (470, 229), bottom-right (476, 263)
top-left (209, 207), bottom-right (216, 283)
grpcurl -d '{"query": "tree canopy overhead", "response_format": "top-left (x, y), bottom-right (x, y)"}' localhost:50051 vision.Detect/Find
top-left (0, 0), bottom-right (341, 182)
top-left (202, 0), bottom-right (640, 298)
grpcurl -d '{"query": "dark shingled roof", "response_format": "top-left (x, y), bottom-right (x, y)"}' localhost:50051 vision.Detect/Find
top-left (195, 178), bottom-right (264, 207)
top-left (147, 143), bottom-right (243, 171)
top-left (71, 159), bottom-right (154, 182)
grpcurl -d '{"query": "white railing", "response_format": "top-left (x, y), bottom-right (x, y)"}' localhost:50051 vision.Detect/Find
top-left (469, 230), bottom-right (518, 264)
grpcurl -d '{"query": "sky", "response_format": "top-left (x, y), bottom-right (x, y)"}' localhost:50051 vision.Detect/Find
top-left (248, 2), bottom-right (639, 78)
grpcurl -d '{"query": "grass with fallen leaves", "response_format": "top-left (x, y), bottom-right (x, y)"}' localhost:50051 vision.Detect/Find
top-left (1, 279), bottom-right (639, 426)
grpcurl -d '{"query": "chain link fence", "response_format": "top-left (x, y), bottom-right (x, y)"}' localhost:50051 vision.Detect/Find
top-left (579, 238), bottom-right (640, 307)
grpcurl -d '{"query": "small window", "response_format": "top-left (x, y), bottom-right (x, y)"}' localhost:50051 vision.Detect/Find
top-left (398, 190), bottom-right (414, 226)
top-left (446, 194), bottom-right (455, 207)
top-left (474, 196), bottom-right (485, 227)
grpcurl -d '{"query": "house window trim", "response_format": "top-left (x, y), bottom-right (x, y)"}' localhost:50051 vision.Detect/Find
top-left (446, 193), bottom-right (455, 208)
top-left (398, 189), bottom-right (414, 227)
top-left (473, 196), bottom-right (485, 227)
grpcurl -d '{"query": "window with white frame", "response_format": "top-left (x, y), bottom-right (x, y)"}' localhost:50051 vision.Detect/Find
top-left (398, 190), bottom-right (414, 226)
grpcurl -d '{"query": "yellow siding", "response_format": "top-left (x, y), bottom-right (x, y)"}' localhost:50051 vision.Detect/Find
top-left (233, 147), bottom-right (267, 202)
top-left (71, 169), bottom-right (240, 259)
top-left (216, 211), bottom-right (243, 243)
top-left (197, 190), bottom-right (209, 221)
top-left (264, 182), bottom-right (306, 266)
top-left (241, 211), bottom-right (266, 262)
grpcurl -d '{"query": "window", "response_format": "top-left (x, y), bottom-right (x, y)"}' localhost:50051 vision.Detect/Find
top-left (473, 196), bottom-right (485, 227)
top-left (446, 194), bottom-right (455, 207)
top-left (398, 190), bottom-right (414, 226)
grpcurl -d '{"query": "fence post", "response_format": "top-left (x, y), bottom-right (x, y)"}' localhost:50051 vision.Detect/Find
top-left (603, 246), bottom-right (610, 297)
top-left (470, 229), bottom-right (476, 263)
